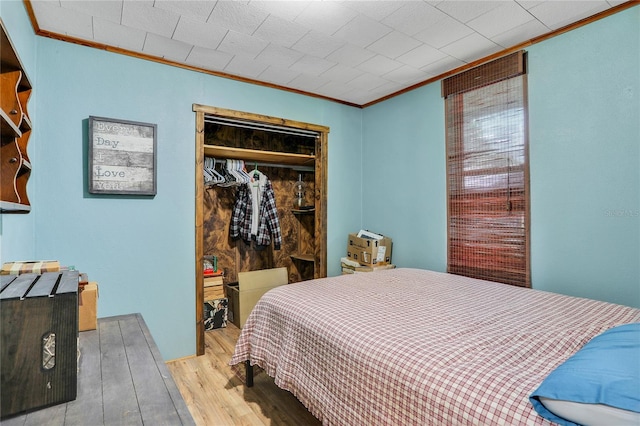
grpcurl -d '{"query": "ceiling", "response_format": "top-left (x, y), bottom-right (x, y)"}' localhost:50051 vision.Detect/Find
top-left (27, 0), bottom-right (628, 106)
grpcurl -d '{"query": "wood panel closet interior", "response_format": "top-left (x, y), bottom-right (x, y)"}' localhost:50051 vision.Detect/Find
top-left (193, 105), bottom-right (328, 356)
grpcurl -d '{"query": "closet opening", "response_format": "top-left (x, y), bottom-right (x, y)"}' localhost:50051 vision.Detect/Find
top-left (193, 104), bottom-right (329, 356)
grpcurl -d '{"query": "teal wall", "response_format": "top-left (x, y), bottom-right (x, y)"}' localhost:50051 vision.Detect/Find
top-left (527, 6), bottom-right (639, 306)
top-left (2, 1), bottom-right (638, 360)
top-left (362, 6), bottom-right (639, 308)
top-left (362, 85), bottom-right (447, 272)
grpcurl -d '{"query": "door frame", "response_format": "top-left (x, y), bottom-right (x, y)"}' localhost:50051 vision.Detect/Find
top-left (193, 104), bottom-right (328, 356)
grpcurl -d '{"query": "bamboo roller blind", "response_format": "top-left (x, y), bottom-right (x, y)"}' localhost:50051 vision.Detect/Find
top-left (443, 51), bottom-right (530, 288)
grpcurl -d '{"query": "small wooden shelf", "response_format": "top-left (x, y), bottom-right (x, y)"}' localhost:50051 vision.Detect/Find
top-left (17, 160), bottom-right (31, 174)
top-left (19, 114), bottom-right (31, 132)
top-left (0, 25), bottom-right (31, 90)
top-left (0, 201), bottom-right (30, 212)
top-left (292, 208), bottom-right (315, 214)
top-left (204, 145), bottom-right (315, 167)
top-left (291, 253), bottom-right (315, 262)
top-left (1, 110), bottom-right (20, 139)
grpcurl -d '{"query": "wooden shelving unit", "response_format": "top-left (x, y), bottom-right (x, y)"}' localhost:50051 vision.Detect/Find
top-left (1, 19), bottom-right (32, 213)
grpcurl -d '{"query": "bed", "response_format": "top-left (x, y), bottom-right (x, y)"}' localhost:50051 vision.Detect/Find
top-left (229, 268), bottom-right (640, 425)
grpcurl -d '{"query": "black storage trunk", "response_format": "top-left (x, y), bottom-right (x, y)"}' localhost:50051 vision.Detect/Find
top-left (0, 271), bottom-right (78, 418)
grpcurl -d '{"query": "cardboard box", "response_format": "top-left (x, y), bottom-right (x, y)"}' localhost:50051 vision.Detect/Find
top-left (225, 267), bottom-right (288, 329)
top-left (204, 298), bottom-right (228, 330)
top-left (79, 282), bottom-right (98, 332)
top-left (204, 276), bottom-right (223, 287)
top-left (341, 262), bottom-right (396, 274)
top-left (346, 233), bottom-right (393, 266)
top-left (204, 284), bottom-right (224, 300)
top-left (1, 260), bottom-right (60, 275)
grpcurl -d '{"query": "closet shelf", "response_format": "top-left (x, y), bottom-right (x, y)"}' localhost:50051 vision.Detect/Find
top-left (292, 208), bottom-right (315, 214)
top-left (290, 253), bottom-right (315, 263)
top-left (204, 145), bottom-right (315, 167)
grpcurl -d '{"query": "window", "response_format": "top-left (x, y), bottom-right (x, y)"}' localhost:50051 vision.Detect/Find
top-left (443, 51), bottom-right (530, 287)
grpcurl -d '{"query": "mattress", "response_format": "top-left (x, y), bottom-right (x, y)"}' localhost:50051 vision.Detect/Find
top-left (230, 268), bottom-right (640, 425)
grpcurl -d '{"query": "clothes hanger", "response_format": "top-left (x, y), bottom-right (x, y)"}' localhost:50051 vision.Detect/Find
top-left (211, 158), bottom-right (225, 184)
top-left (217, 159), bottom-right (235, 187)
top-left (204, 157), bottom-right (225, 186)
top-left (203, 157), bottom-right (216, 185)
top-left (203, 162), bottom-right (213, 184)
top-left (230, 159), bottom-right (245, 185)
top-left (234, 159), bottom-right (248, 185)
top-left (238, 160), bottom-right (252, 184)
top-left (226, 158), bottom-right (240, 186)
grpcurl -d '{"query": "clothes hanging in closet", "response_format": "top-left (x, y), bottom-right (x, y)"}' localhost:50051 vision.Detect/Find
top-left (230, 169), bottom-right (282, 250)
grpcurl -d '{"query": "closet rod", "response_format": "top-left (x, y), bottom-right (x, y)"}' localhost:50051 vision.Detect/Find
top-left (254, 161), bottom-right (314, 172)
top-left (204, 116), bottom-right (319, 138)
top-left (208, 157), bottom-right (314, 172)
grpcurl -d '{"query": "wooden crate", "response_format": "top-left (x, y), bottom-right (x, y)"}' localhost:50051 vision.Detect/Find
top-left (0, 271), bottom-right (78, 418)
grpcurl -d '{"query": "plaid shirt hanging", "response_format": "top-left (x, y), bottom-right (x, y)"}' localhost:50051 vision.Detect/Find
top-left (230, 170), bottom-right (282, 250)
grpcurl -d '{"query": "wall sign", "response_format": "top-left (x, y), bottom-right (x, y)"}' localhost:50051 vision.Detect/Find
top-left (88, 116), bottom-right (157, 195)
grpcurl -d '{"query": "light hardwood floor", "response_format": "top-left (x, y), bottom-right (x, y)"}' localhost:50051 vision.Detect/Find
top-left (166, 324), bottom-right (321, 426)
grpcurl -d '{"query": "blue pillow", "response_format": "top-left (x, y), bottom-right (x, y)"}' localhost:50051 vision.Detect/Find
top-left (530, 323), bottom-right (640, 426)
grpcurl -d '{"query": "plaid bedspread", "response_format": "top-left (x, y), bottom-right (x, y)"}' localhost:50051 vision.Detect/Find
top-left (229, 268), bottom-right (640, 425)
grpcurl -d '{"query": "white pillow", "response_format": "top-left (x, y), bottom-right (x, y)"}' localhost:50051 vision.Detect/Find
top-left (539, 397), bottom-right (640, 426)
